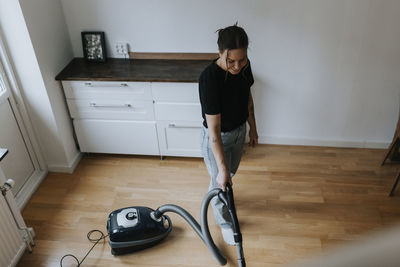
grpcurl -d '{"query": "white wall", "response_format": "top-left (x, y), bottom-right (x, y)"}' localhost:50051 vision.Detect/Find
top-left (61, 0), bottom-right (400, 148)
top-left (0, 0), bottom-right (80, 171)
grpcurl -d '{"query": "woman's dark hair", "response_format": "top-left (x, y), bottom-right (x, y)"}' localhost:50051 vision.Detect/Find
top-left (216, 23), bottom-right (249, 52)
top-left (216, 23), bottom-right (249, 80)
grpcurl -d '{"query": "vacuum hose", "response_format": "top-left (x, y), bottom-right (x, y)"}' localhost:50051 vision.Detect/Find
top-left (152, 184), bottom-right (245, 266)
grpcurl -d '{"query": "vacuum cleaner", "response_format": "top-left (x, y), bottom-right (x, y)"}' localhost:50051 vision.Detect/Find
top-left (107, 184), bottom-right (246, 266)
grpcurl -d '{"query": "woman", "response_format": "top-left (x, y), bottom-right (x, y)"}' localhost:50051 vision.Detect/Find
top-left (199, 24), bottom-right (258, 245)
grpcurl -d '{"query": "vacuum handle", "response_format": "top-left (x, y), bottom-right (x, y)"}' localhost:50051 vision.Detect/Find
top-left (225, 184), bottom-right (234, 209)
top-left (223, 184), bottom-right (246, 266)
top-left (222, 184), bottom-right (242, 243)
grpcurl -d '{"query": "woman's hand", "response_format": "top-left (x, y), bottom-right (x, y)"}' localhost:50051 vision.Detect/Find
top-left (249, 127), bottom-right (258, 147)
top-left (216, 168), bottom-right (232, 192)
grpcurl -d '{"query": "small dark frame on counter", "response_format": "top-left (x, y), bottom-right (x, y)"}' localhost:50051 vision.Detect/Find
top-left (81, 31), bottom-right (106, 62)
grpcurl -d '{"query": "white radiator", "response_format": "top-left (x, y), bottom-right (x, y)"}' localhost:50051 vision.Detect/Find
top-left (0, 163), bottom-right (34, 267)
top-left (0, 194), bottom-right (25, 267)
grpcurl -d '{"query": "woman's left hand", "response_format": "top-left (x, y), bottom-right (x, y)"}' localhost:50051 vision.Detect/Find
top-left (249, 128), bottom-right (258, 147)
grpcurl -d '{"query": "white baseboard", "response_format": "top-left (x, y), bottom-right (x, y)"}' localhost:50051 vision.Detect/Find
top-left (47, 152), bottom-right (82, 173)
top-left (258, 135), bottom-right (390, 149)
top-left (15, 169), bottom-right (47, 210)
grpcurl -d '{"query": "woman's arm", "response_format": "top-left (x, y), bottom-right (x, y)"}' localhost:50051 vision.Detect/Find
top-left (205, 114), bottom-right (231, 191)
top-left (247, 91), bottom-right (258, 146)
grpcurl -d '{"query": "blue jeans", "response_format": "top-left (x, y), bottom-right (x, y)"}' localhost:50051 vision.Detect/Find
top-left (200, 123), bottom-right (246, 229)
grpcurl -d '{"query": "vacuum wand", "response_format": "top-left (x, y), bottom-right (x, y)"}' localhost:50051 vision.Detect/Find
top-left (153, 184), bottom-right (246, 266)
top-left (219, 184), bottom-right (246, 267)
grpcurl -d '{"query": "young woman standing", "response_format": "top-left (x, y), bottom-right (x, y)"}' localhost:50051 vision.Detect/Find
top-left (199, 24), bottom-right (258, 245)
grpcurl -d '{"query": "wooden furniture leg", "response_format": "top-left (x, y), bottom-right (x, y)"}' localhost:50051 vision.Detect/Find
top-left (382, 107), bottom-right (400, 166)
top-left (389, 170), bottom-right (400, 197)
top-left (382, 137), bottom-right (400, 166)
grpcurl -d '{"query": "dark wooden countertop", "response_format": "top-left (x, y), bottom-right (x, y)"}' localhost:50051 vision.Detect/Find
top-left (55, 58), bottom-right (214, 82)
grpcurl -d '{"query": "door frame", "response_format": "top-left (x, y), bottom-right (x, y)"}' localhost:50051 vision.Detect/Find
top-left (0, 28), bottom-right (47, 209)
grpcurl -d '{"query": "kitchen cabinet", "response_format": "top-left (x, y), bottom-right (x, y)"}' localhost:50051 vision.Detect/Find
top-left (60, 78), bottom-right (204, 157)
top-left (152, 82), bottom-right (202, 157)
top-left (57, 58), bottom-right (212, 158)
top-left (62, 80), bottom-right (159, 155)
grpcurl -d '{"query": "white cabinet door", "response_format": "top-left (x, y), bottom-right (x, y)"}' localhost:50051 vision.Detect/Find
top-left (74, 119), bottom-right (159, 155)
top-left (152, 82), bottom-right (199, 102)
top-left (0, 97), bottom-right (34, 195)
top-left (154, 102), bottom-right (201, 122)
top-left (156, 121), bottom-right (202, 157)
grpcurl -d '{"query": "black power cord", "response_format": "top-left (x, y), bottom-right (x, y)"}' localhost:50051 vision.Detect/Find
top-left (60, 230), bottom-right (109, 267)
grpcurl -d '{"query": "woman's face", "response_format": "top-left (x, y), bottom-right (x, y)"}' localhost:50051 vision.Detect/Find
top-left (218, 48), bottom-right (248, 75)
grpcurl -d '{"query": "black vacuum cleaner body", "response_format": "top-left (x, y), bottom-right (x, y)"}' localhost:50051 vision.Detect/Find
top-left (107, 206), bottom-right (172, 255)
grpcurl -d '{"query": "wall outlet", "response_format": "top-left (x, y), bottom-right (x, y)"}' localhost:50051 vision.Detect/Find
top-left (115, 42), bottom-right (129, 55)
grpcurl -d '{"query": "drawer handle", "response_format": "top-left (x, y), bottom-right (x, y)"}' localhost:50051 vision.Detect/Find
top-left (168, 123), bottom-right (201, 129)
top-left (84, 82), bottom-right (129, 87)
top-left (90, 103), bottom-right (133, 108)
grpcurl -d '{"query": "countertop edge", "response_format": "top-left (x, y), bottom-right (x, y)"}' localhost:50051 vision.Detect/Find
top-left (56, 77), bottom-right (199, 83)
top-left (55, 57), bottom-right (210, 82)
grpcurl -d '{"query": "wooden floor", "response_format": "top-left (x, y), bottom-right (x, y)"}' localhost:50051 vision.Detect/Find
top-left (17, 144), bottom-right (400, 267)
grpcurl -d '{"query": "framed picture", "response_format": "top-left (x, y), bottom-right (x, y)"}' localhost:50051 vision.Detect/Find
top-left (81, 31), bottom-right (107, 62)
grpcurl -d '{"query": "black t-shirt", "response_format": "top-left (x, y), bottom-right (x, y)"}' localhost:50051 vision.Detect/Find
top-left (199, 59), bottom-right (254, 132)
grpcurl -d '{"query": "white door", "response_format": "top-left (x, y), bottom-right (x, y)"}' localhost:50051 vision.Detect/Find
top-left (0, 70), bottom-right (35, 195)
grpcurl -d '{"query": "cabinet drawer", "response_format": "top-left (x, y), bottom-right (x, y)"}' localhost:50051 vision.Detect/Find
top-left (62, 81), bottom-right (152, 100)
top-left (152, 82), bottom-right (199, 102)
top-left (154, 102), bottom-right (202, 121)
top-left (67, 99), bottom-right (155, 120)
top-left (74, 119), bottom-right (159, 155)
top-left (156, 121), bottom-right (202, 157)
